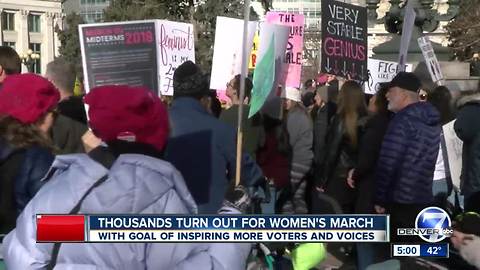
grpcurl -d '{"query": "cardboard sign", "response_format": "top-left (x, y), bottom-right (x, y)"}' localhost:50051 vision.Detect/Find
top-left (79, 21), bottom-right (159, 94)
top-left (365, 59), bottom-right (412, 94)
top-left (210, 17), bottom-right (257, 91)
top-left (398, 1), bottom-right (416, 72)
top-left (443, 120), bottom-right (462, 190)
top-left (418, 36), bottom-right (444, 83)
top-left (266, 12), bottom-right (305, 88)
top-left (157, 20), bottom-right (195, 96)
top-left (321, 0), bottom-right (368, 81)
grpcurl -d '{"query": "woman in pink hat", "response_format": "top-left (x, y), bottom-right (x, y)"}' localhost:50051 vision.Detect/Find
top-left (0, 73), bottom-right (59, 235)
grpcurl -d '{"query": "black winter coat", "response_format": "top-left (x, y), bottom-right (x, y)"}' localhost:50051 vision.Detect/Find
top-left (454, 94), bottom-right (480, 198)
top-left (317, 114), bottom-right (368, 208)
top-left (51, 114), bottom-right (88, 154)
top-left (352, 112), bottom-right (391, 213)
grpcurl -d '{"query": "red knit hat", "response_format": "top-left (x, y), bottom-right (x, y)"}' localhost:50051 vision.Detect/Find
top-left (84, 85), bottom-right (170, 152)
top-left (0, 73), bottom-right (60, 124)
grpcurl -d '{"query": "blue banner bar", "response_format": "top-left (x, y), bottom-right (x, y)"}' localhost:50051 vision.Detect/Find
top-left (88, 215), bottom-right (388, 230)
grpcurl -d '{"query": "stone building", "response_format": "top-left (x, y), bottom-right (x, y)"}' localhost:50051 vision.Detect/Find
top-left (0, 0), bottom-right (63, 74)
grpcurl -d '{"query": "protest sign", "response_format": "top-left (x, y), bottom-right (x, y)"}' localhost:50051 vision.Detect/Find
top-left (79, 21), bottom-right (159, 94)
top-left (266, 12), bottom-right (304, 88)
top-left (248, 22), bottom-right (289, 118)
top-left (249, 35), bottom-right (275, 118)
top-left (321, 0), bottom-right (367, 81)
top-left (443, 120), bottom-right (463, 190)
top-left (418, 36), bottom-right (444, 84)
top-left (249, 31), bottom-right (260, 69)
top-left (365, 58), bottom-right (412, 94)
top-left (210, 17), bottom-right (257, 91)
top-left (157, 20), bottom-right (195, 96)
top-left (397, 1), bottom-right (416, 72)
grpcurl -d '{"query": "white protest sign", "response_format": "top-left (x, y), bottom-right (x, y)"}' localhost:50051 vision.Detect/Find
top-left (443, 120), bottom-right (463, 190)
top-left (365, 59), bottom-right (412, 94)
top-left (418, 36), bottom-right (444, 83)
top-left (210, 17), bottom-right (257, 90)
top-left (398, 1), bottom-right (416, 72)
top-left (156, 20), bottom-right (195, 96)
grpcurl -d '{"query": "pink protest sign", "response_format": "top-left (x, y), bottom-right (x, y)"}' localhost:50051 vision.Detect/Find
top-left (266, 12), bottom-right (304, 88)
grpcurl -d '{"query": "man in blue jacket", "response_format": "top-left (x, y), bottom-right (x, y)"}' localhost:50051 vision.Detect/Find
top-left (374, 72), bottom-right (441, 243)
top-left (165, 61), bottom-right (262, 214)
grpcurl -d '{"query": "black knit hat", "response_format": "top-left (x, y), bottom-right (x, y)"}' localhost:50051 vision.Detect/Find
top-left (453, 212), bottom-right (480, 237)
top-left (388, 72), bottom-right (421, 92)
top-left (173, 61), bottom-right (209, 97)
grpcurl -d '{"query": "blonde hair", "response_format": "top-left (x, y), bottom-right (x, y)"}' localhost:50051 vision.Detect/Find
top-left (337, 81), bottom-right (367, 148)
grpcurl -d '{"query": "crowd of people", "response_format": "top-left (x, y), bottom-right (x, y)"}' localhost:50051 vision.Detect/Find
top-left (0, 43), bottom-right (478, 269)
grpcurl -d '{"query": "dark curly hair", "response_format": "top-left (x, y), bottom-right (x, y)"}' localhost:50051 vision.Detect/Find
top-left (0, 115), bottom-right (54, 151)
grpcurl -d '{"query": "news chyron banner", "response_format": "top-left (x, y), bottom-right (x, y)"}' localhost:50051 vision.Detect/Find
top-left (36, 215), bottom-right (389, 243)
top-left (321, 0), bottom-right (367, 81)
top-left (79, 20), bottom-right (159, 95)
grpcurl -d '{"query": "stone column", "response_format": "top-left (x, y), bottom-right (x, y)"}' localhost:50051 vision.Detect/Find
top-left (17, 10), bottom-right (29, 73)
top-left (53, 13), bottom-right (64, 57)
top-left (42, 12), bottom-right (55, 73)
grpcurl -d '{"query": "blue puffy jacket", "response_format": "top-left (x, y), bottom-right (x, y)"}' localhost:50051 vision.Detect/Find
top-left (0, 140), bottom-right (54, 215)
top-left (375, 102), bottom-right (441, 205)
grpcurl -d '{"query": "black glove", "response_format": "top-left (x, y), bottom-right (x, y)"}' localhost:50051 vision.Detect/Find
top-left (222, 184), bottom-right (251, 214)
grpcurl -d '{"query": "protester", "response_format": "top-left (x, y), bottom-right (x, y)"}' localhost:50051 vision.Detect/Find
top-left (316, 81), bottom-right (368, 213)
top-left (45, 58), bottom-right (87, 124)
top-left (451, 212), bottom-right (480, 269)
top-left (429, 86), bottom-right (455, 124)
top-left (311, 85), bottom-right (337, 181)
top-left (344, 84), bottom-right (391, 269)
top-left (301, 91), bottom-right (315, 113)
top-left (348, 84), bottom-right (391, 214)
top-left (165, 61), bottom-right (263, 214)
top-left (2, 85), bottom-right (253, 270)
top-left (375, 72), bottom-right (441, 243)
top-left (281, 87), bottom-right (313, 214)
top-left (427, 86), bottom-right (456, 206)
top-left (209, 90), bottom-right (222, 118)
top-left (454, 90), bottom-right (480, 213)
top-left (220, 74), bottom-right (263, 159)
top-left (0, 74), bottom-right (59, 235)
top-left (0, 46), bottom-right (21, 89)
top-left (44, 59), bottom-right (89, 154)
top-left (302, 79), bottom-right (316, 95)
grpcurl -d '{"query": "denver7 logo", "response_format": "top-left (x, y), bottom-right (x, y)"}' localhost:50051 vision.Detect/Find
top-left (415, 207), bottom-right (452, 243)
